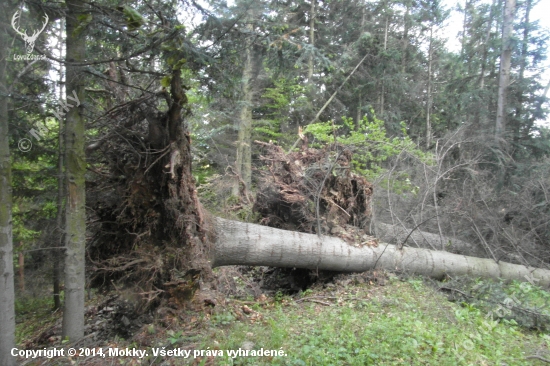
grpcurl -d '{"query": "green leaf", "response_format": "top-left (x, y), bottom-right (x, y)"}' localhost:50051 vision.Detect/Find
top-left (118, 5), bottom-right (145, 31)
top-left (161, 76), bottom-right (171, 88)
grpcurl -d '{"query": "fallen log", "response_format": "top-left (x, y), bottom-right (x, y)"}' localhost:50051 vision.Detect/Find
top-left (212, 218), bottom-right (550, 287)
top-left (375, 222), bottom-right (486, 257)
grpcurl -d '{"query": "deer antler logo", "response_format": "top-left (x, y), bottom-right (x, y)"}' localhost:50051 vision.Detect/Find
top-left (11, 11), bottom-right (49, 54)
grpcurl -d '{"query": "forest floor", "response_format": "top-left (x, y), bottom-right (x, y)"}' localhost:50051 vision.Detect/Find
top-left (14, 267), bottom-right (550, 365)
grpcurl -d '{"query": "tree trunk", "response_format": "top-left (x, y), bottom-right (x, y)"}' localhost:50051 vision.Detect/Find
top-left (356, 91), bottom-right (362, 125)
top-left (378, 16), bottom-right (389, 116)
top-left (212, 218), bottom-right (550, 286)
top-left (305, 0), bottom-right (316, 119)
top-left (53, 17), bottom-right (65, 311)
top-left (307, 0), bottom-right (315, 84)
top-left (62, 0), bottom-right (87, 341)
top-left (460, 0), bottom-right (469, 57)
top-left (512, 0), bottom-right (531, 146)
top-left (478, 0), bottom-right (496, 91)
top-left (374, 222), bottom-right (485, 257)
top-left (426, 26), bottom-right (433, 149)
top-left (18, 252), bottom-right (25, 292)
top-left (0, 2), bottom-right (16, 363)
top-left (495, 0), bottom-right (516, 138)
top-left (232, 26), bottom-right (255, 197)
top-left (401, 1), bottom-right (410, 75)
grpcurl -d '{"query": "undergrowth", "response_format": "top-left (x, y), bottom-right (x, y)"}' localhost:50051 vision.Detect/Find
top-left (192, 276), bottom-right (550, 365)
top-left (15, 274), bottom-right (550, 365)
top-left (15, 294), bottom-right (59, 344)
top-left (440, 276), bottom-right (550, 331)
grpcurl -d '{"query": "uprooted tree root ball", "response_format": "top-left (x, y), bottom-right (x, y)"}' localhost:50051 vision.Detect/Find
top-left (86, 69), bottom-right (218, 312)
top-left (253, 141), bottom-right (374, 244)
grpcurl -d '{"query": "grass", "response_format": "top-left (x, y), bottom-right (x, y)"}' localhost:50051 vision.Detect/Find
top-left (193, 276), bottom-right (549, 365)
top-left (15, 294), bottom-right (60, 344)
top-left (15, 274), bottom-right (550, 365)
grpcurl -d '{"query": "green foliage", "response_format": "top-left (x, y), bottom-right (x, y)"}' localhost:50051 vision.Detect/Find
top-left (255, 77), bottom-right (308, 143)
top-left (167, 330), bottom-right (186, 345)
top-left (12, 204), bottom-right (40, 244)
top-left (198, 279), bottom-right (543, 365)
top-left (15, 294), bottom-right (60, 343)
top-left (443, 277), bottom-right (550, 331)
top-left (160, 76), bottom-right (171, 88)
top-left (11, 141), bottom-right (58, 253)
top-left (212, 311), bottom-right (236, 326)
top-left (118, 5), bottom-right (145, 31)
top-left (274, 290), bottom-right (285, 303)
top-left (253, 121), bottom-right (283, 140)
top-left (304, 113), bottom-right (433, 184)
top-left (193, 164), bottom-right (214, 186)
top-left (262, 77), bottom-right (307, 120)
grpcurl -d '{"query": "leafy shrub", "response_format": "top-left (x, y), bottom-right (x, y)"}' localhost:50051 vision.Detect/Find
top-left (304, 113), bottom-right (433, 184)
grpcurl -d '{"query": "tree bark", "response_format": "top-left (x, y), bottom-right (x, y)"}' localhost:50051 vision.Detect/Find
top-left (18, 252), bottom-right (24, 292)
top-left (53, 17), bottom-right (65, 311)
top-left (401, 1), bottom-right (410, 74)
top-left (460, 0), bottom-right (470, 58)
top-left (212, 218), bottom-right (550, 287)
top-left (378, 16), bottom-right (389, 116)
top-left (62, 0), bottom-right (87, 341)
top-left (0, 2), bottom-right (16, 363)
top-left (426, 26), bottom-right (433, 149)
top-left (307, 0), bottom-right (315, 84)
top-left (232, 24), bottom-right (255, 197)
top-left (495, 0), bottom-right (516, 138)
top-left (356, 91), bottom-right (362, 125)
top-left (374, 222), bottom-right (485, 257)
top-left (512, 0), bottom-right (531, 145)
top-left (478, 0), bottom-right (496, 90)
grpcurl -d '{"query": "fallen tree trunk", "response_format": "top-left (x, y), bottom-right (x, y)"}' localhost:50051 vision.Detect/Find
top-left (212, 218), bottom-right (550, 287)
top-left (375, 222), bottom-right (486, 257)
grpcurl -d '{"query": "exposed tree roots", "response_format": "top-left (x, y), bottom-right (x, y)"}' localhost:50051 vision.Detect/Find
top-left (253, 141), bottom-right (374, 244)
top-left (86, 68), bottom-right (216, 310)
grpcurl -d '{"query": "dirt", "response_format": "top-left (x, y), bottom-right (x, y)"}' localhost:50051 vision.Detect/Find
top-left (25, 265), bottom-right (391, 352)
